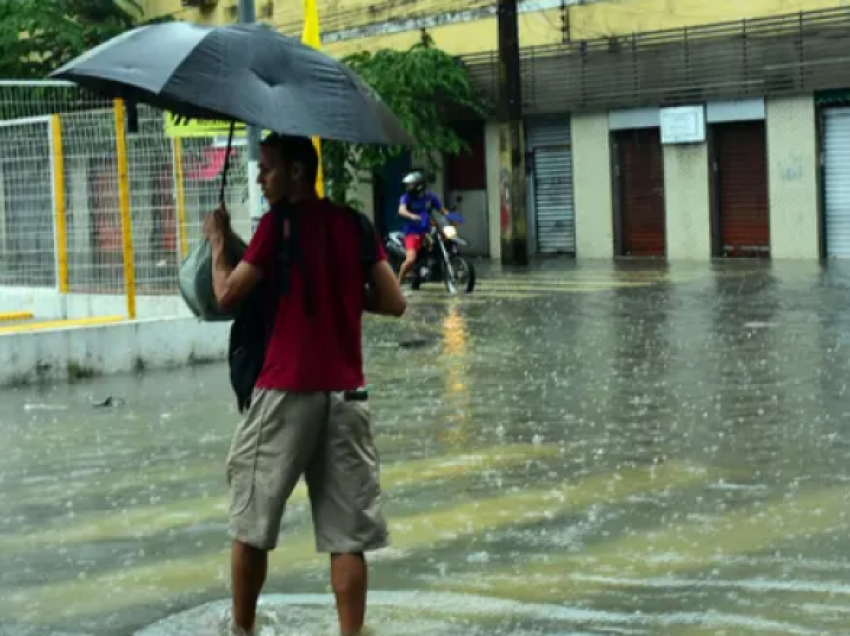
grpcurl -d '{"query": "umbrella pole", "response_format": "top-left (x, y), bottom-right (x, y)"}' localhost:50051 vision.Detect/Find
top-left (218, 121), bottom-right (236, 205)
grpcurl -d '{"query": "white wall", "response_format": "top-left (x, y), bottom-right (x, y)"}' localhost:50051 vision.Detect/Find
top-left (664, 143), bottom-right (711, 259)
top-left (0, 287), bottom-right (195, 320)
top-left (0, 316), bottom-right (230, 387)
top-left (767, 95), bottom-right (820, 259)
top-left (571, 113), bottom-right (614, 258)
top-left (485, 122), bottom-right (502, 261)
top-left (448, 189), bottom-right (490, 256)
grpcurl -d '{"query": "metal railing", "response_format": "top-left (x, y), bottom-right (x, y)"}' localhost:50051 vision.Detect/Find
top-left (459, 5), bottom-right (850, 114)
top-left (0, 80), bottom-right (250, 320)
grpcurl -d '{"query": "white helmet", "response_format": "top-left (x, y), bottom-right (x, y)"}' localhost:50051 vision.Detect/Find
top-left (402, 171), bottom-right (426, 196)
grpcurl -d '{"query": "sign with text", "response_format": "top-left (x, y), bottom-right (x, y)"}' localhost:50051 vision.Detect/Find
top-left (163, 112), bottom-right (245, 139)
top-left (660, 105), bottom-right (706, 145)
top-left (164, 113), bottom-right (274, 140)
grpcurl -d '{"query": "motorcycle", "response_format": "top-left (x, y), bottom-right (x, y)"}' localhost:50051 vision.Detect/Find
top-left (386, 207), bottom-right (476, 294)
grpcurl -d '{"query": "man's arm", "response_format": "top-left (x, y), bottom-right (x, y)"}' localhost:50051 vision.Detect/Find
top-left (204, 205), bottom-right (264, 312)
top-left (210, 234), bottom-right (262, 312)
top-left (365, 260), bottom-right (406, 317)
top-left (399, 206), bottom-right (420, 222)
top-left (398, 195), bottom-right (421, 222)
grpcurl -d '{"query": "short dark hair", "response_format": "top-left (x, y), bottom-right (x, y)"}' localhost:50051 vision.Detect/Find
top-left (261, 133), bottom-right (319, 185)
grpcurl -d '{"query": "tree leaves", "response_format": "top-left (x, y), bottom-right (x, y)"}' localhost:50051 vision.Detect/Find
top-left (323, 32), bottom-right (489, 206)
top-left (0, 0), bottom-right (166, 80)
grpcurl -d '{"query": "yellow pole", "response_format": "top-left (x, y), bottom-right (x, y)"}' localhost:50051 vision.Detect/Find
top-left (114, 99), bottom-right (136, 319)
top-left (173, 138), bottom-right (188, 259)
top-left (302, 0), bottom-right (325, 198)
top-left (311, 139), bottom-right (325, 199)
top-left (50, 114), bottom-right (68, 294)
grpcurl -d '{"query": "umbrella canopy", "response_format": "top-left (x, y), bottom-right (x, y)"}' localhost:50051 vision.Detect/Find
top-left (50, 21), bottom-right (414, 146)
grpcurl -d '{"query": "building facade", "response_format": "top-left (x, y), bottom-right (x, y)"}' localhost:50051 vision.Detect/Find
top-left (142, 0), bottom-right (850, 261)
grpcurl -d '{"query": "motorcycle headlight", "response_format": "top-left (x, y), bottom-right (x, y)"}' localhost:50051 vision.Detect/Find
top-left (443, 226), bottom-right (458, 240)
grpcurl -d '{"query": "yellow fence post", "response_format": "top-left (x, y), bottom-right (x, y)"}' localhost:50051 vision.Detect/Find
top-left (173, 138), bottom-right (188, 259)
top-left (50, 114), bottom-right (69, 297)
top-left (114, 99), bottom-right (136, 319)
top-left (302, 0), bottom-right (325, 198)
top-left (312, 138), bottom-right (325, 198)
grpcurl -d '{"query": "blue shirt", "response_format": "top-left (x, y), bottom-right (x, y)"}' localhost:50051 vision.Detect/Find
top-left (400, 191), bottom-right (442, 235)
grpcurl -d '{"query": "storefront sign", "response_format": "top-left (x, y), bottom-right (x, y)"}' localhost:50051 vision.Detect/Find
top-left (660, 105), bottom-right (706, 144)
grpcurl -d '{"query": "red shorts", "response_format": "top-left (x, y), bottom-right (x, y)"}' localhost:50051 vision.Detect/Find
top-left (404, 234), bottom-right (424, 252)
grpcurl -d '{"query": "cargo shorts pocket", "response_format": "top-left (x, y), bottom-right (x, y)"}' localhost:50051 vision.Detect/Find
top-left (228, 470), bottom-right (256, 518)
top-left (226, 391), bottom-right (269, 518)
top-left (347, 401), bottom-right (382, 508)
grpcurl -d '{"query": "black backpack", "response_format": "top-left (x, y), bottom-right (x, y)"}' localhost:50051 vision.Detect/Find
top-left (228, 206), bottom-right (379, 413)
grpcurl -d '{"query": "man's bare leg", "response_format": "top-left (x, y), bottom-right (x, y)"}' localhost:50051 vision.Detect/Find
top-left (331, 553), bottom-right (368, 636)
top-left (397, 249), bottom-right (417, 285)
top-left (232, 540), bottom-right (268, 634)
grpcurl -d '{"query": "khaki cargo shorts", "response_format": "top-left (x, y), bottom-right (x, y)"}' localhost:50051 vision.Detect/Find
top-left (225, 388), bottom-right (389, 553)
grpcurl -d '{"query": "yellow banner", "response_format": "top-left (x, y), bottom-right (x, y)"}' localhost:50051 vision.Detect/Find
top-left (163, 112), bottom-right (246, 139)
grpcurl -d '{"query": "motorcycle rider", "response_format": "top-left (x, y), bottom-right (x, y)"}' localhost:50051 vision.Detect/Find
top-left (397, 171), bottom-right (448, 284)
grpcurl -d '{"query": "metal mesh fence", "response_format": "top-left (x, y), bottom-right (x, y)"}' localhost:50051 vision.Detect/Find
top-left (126, 112), bottom-right (250, 295)
top-left (180, 136), bottom-right (251, 255)
top-left (0, 116), bottom-right (54, 287)
top-left (127, 106), bottom-right (177, 295)
top-left (61, 106), bottom-right (125, 294)
top-left (0, 80), bottom-right (252, 315)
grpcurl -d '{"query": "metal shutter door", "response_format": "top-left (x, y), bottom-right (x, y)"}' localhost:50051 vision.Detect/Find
top-left (715, 121), bottom-right (770, 257)
top-left (824, 108), bottom-right (850, 258)
top-left (527, 121), bottom-right (575, 254)
top-left (618, 128), bottom-right (666, 256)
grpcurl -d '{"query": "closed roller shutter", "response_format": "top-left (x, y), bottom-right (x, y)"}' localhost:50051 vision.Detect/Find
top-left (617, 128), bottom-right (666, 257)
top-left (714, 121), bottom-right (770, 257)
top-left (823, 108), bottom-right (850, 258)
top-left (527, 121), bottom-right (575, 254)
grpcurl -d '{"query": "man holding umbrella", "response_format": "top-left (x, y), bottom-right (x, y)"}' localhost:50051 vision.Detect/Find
top-left (50, 20), bottom-right (415, 636)
top-left (205, 133), bottom-right (407, 636)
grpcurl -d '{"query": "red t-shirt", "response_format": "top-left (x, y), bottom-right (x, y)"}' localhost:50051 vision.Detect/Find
top-left (241, 199), bottom-right (387, 392)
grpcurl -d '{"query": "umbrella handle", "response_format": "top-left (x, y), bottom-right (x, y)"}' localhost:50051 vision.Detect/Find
top-left (218, 121), bottom-right (236, 205)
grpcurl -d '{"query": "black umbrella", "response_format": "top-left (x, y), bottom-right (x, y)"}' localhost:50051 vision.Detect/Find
top-left (50, 21), bottom-right (414, 148)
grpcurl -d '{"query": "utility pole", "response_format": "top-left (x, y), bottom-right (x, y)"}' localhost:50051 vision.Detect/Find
top-left (238, 0), bottom-right (264, 233)
top-left (497, 0), bottom-right (529, 265)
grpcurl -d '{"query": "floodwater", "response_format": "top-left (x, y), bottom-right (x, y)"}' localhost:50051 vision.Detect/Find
top-left (2, 260), bottom-right (850, 636)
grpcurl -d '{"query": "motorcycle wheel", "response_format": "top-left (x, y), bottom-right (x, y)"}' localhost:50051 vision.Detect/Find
top-left (445, 256), bottom-right (476, 294)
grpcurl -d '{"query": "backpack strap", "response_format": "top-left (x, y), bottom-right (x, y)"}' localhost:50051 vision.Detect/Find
top-left (273, 206), bottom-right (314, 317)
top-left (273, 207), bottom-right (291, 295)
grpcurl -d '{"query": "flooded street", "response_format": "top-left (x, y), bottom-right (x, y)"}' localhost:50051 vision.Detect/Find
top-left (2, 260), bottom-right (850, 635)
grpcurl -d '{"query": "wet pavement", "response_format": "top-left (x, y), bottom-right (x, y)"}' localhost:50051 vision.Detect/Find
top-left (2, 259), bottom-right (850, 635)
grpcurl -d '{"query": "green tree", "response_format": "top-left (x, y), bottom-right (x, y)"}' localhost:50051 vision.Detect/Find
top-left (0, 0), bottom-right (168, 79)
top-left (323, 32), bottom-right (490, 207)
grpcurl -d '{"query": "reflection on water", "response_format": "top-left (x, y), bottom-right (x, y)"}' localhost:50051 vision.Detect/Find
top-left (2, 260), bottom-right (850, 635)
top-left (438, 304), bottom-right (472, 448)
